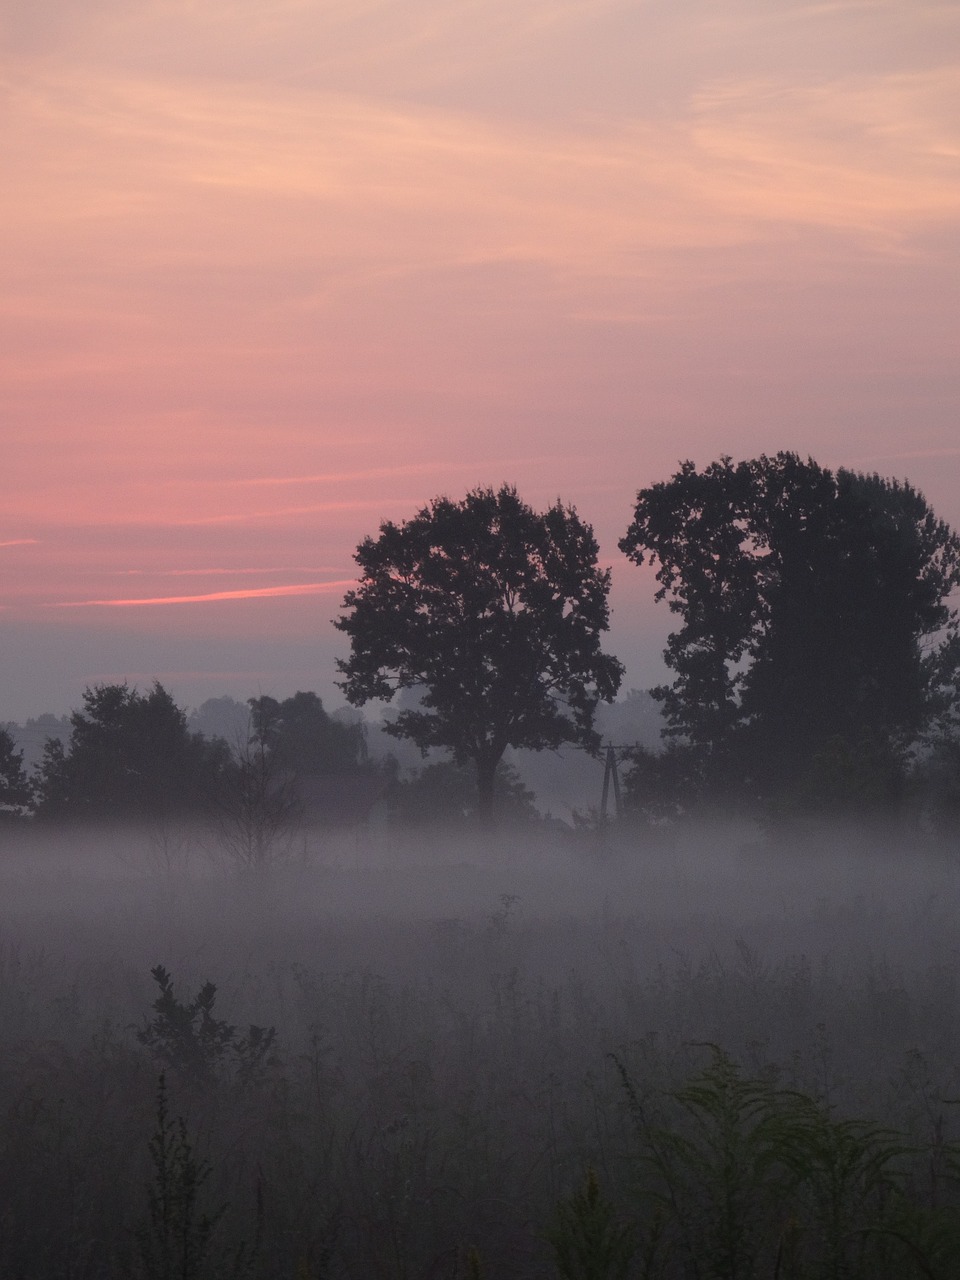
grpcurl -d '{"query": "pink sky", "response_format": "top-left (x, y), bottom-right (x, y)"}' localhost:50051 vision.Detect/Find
top-left (2, 0), bottom-right (959, 719)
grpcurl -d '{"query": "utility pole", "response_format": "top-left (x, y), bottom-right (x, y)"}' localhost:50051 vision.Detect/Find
top-left (600, 743), bottom-right (622, 824)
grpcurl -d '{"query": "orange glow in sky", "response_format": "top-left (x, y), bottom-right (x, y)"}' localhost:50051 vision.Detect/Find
top-left (2, 0), bottom-right (959, 717)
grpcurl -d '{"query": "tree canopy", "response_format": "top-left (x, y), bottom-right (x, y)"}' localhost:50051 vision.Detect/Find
top-left (35, 682), bottom-right (229, 822)
top-left (620, 453), bottom-right (960, 810)
top-left (248, 691), bottom-right (365, 780)
top-left (0, 729), bottom-right (30, 818)
top-left (335, 484), bottom-right (623, 822)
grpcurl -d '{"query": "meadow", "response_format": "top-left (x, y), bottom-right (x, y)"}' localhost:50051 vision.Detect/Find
top-left (3, 822), bottom-right (960, 1278)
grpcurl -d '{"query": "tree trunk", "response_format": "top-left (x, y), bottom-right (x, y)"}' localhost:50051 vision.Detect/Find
top-left (475, 756), bottom-right (499, 828)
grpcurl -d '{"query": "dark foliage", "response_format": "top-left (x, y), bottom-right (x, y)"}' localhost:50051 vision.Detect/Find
top-left (135, 1074), bottom-right (229, 1280)
top-left (335, 484), bottom-right (623, 823)
top-left (136, 966), bottom-right (277, 1087)
top-left (392, 758), bottom-right (539, 827)
top-left (248, 691), bottom-right (366, 780)
top-left (621, 742), bottom-right (701, 823)
top-left (620, 453), bottom-right (960, 813)
top-left (33, 683), bottom-right (230, 822)
top-left (914, 632), bottom-right (960, 836)
top-left (0, 727), bottom-right (31, 817)
top-left (549, 1166), bottom-right (635, 1280)
top-left (211, 692), bottom-right (377, 856)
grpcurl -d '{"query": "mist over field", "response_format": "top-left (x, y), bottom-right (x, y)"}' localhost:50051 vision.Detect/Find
top-left (4, 817), bottom-right (960, 1276)
top-left (4, 818), bottom-right (956, 973)
top-left (4, 0), bottom-right (960, 1267)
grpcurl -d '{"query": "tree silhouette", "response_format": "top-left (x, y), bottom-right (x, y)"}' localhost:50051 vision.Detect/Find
top-left (0, 728), bottom-right (31, 818)
top-left (620, 453), bottom-right (960, 810)
top-left (34, 682), bottom-right (228, 822)
top-left (213, 729), bottom-right (301, 871)
top-left (248, 691), bottom-right (365, 780)
top-left (335, 484), bottom-right (623, 823)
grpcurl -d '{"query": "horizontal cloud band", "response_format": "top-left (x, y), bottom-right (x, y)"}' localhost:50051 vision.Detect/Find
top-left (52, 581), bottom-right (356, 608)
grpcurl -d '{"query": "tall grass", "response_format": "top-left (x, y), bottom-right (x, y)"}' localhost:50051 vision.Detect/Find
top-left (1, 829), bottom-right (960, 1275)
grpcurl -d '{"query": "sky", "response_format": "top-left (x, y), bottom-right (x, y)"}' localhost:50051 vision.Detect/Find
top-left (2, 0), bottom-right (959, 721)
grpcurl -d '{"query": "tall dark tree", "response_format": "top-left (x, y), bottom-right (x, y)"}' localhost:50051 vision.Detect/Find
top-left (0, 728), bottom-right (31, 818)
top-left (335, 484), bottom-right (623, 823)
top-left (620, 453), bottom-right (960, 809)
top-left (35, 682), bottom-right (228, 822)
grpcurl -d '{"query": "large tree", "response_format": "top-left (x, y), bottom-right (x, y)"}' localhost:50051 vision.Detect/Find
top-left (620, 453), bottom-right (960, 809)
top-left (335, 484), bottom-right (623, 822)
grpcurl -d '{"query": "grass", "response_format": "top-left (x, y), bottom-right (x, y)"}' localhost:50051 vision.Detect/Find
top-left (2, 825), bottom-right (960, 1275)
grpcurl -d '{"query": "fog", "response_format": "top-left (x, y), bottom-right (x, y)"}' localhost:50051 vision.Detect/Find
top-left (5, 820), bottom-right (959, 1092)
top-left (4, 822), bottom-right (960, 1276)
top-left (6, 818), bottom-right (956, 960)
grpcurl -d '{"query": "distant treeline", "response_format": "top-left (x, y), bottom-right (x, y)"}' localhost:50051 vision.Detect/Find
top-left (2, 451), bottom-right (960, 837)
top-left (0, 684), bottom-right (661, 838)
top-left (0, 686), bottom-right (365, 829)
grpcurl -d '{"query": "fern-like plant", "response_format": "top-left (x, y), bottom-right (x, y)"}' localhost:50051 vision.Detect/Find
top-left (614, 1044), bottom-right (960, 1280)
top-left (549, 1166), bottom-right (635, 1280)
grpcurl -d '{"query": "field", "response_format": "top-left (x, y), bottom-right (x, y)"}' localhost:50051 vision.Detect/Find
top-left (3, 822), bottom-right (960, 1278)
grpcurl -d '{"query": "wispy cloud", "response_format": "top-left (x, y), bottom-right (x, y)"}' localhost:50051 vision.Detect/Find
top-left (0, 539), bottom-right (40, 548)
top-left (848, 448), bottom-right (960, 465)
top-left (689, 68), bottom-right (960, 239)
top-left (232, 462), bottom-right (479, 487)
top-left (7, 58), bottom-right (956, 276)
top-left (142, 502), bottom-right (398, 528)
top-left (51, 581), bottom-right (356, 608)
top-left (228, 455), bottom-right (591, 487)
top-left (112, 565), bottom-right (343, 576)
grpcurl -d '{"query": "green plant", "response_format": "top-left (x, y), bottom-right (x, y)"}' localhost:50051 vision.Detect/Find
top-left (549, 1166), bottom-right (635, 1280)
top-left (614, 1045), bottom-right (960, 1280)
top-left (464, 1245), bottom-right (484, 1278)
top-left (628, 1045), bottom-right (790, 1280)
top-left (134, 1073), bottom-right (227, 1280)
top-left (773, 1095), bottom-right (910, 1279)
top-left (136, 965), bottom-right (276, 1085)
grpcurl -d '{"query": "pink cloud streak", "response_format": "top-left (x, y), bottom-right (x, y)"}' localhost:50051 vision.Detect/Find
top-left (51, 581), bottom-right (356, 608)
top-left (112, 566), bottom-right (344, 576)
